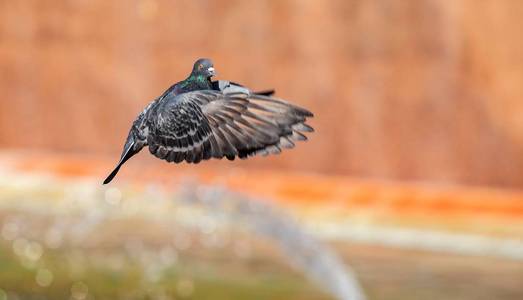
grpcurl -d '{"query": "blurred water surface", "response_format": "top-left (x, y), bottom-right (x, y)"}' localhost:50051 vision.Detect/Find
top-left (0, 166), bottom-right (522, 300)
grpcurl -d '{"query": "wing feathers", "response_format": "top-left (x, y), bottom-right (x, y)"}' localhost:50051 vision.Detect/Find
top-left (206, 93), bottom-right (312, 160)
top-left (147, 90), bottom-right (313, 164)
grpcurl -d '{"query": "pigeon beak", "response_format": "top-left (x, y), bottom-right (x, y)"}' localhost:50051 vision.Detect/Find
top-left (207, 67), bottom-right (216, 76)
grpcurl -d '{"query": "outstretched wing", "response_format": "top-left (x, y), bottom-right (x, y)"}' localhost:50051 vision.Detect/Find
top-left (146, 90), bottom-right (313, 164)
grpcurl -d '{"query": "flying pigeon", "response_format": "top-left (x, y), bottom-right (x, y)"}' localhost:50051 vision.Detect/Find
top-left (103, 58), bottom-right (314, 184)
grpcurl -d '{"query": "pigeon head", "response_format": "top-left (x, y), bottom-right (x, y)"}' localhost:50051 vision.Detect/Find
top-left (191, 58), bottom-right (215, 78)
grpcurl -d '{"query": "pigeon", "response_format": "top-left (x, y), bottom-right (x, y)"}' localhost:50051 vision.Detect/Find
top-left (103, 58), bottom-right (314, 184)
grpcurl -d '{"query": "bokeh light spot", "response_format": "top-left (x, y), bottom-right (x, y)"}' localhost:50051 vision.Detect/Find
top-left (104, 187), bottom-right (122, 206)
top-left (35, 268), bottom-right (54, 287)
top-left (25, 241), bottom-right (43, 262)
top-left (44, 228), bottom-right (63, 249)
top-left (1, 222), bottom-right (19, 241)
top-left (71, 281), bottom-right (88, 300)
top-left (12, 238), bottom-right (28, 257)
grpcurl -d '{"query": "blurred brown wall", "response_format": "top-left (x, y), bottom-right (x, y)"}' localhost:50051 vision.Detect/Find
top-left (1, 0), bottom-right (523, 187)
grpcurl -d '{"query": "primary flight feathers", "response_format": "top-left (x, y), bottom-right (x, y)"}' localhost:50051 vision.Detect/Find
top-left (103, 59), bottom-right (314, 184)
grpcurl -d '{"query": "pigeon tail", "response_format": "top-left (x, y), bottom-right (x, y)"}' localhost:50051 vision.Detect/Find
top-left (103, 141), bottom-right (140, 184)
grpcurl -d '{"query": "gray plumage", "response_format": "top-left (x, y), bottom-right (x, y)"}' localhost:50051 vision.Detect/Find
top-left (103, 62), bottom-right (313, 184)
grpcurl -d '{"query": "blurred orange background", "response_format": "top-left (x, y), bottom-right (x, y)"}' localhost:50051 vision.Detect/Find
top-left (2, 0), bottom-right (523, 187)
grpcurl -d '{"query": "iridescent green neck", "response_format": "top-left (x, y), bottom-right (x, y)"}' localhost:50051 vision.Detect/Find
top-left (184, 74), bottom-right (207, 85)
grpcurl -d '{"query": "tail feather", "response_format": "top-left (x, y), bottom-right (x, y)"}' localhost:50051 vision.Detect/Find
top-left (103, 141), bottom-right (140, 184)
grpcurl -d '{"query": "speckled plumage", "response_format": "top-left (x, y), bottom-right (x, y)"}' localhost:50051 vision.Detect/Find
top-left (103, 59), bottom-right (313, 184)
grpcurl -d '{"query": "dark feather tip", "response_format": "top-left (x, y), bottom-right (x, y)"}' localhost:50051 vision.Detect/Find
top-left (254, 89), bottom-right (275, 96)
